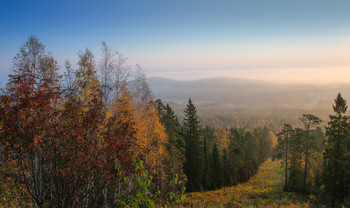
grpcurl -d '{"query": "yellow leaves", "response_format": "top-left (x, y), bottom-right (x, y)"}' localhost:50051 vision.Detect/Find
top-left (105, 109), bottom-right (111, 119)
top-left (268, 131), bottom-right (278, 148)
top-left (215, 128), bottom-right (230, 151)
top-left (134, 101), bottom-right (168, 170)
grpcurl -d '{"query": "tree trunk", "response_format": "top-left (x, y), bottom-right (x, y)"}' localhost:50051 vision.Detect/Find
top-left (285, 135), bottom-right (288, 191)
top-left (303, 150), bottom-right (308, 187)
top-left (103, 182), bottom-right (108, 208)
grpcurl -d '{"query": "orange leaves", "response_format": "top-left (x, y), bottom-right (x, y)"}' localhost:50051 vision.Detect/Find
top-left (215, 128), bottom-right (230, 151)
top-left (1, 37), bottom-right (174, 207)
top-left (134, 101), bottom-right (168, 171)
top-left (59, 169), bottom-right (65, 176)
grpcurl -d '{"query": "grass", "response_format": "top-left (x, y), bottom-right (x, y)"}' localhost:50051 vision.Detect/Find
top-left (183, 160), bottom-right (309, 207)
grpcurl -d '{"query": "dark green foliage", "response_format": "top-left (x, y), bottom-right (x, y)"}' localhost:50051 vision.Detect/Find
top-left (299, 114), bottom-right (322, 192)
top-left (275, 115), bottom-right (324, 194)
top-left (222, 149), bottom-right (233, 186)
top-left (156, 99), bottom-right (185, 163)
top-left (323, 93), bottom-right (349, 207)
top-left (288, 128), bottom-right (304, 192)
top-left (210, 143), bottom-right (223, 190)
top-left (201, 126), bottom-right (217, 151)
top-left (155, 99), bottom-right (187, 199)
top-left (225, 128), bottom-right (266, 186)
top-left (274, 124), bottom-right (293, 191)
top-left (183, 98), bottom-right (204, 192)
top-left (256, 127), bottom-right (277, 164)
top-left (244, 132), bottom-right (259, 178)
top-left (202, 137), bottom-right (211, 191)
top-left (228, 128), bottom-right (245, 185)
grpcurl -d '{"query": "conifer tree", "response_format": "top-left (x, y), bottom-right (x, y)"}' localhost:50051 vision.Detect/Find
top-left (183, 98), bottom-right (203, 192)
top-left (288, 128), bottom-right (304, 192)
top-left (274, 124), bottom-right (293, 191)
top-left (210, 143), bottom-right (223, 189)
top-left (244, 132), bottom-right (258, 178)
top-left (228, 128), bottom-right (244, 185)
top-left (156, 100), bottom-right (186, 164)
top-left (202, 137), bottom-right (211, 191)
top-left (155, 99), bottom-right (186, 195)
top-left (222, 149), bottom-right (233, 186)
top-left (300, 114), bottom-right (322, 191)
top-left (323, 93), bottom-right (349, 207)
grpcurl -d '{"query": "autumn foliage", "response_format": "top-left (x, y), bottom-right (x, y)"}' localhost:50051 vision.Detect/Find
top-left (0, 37), bottom-right (178, 207)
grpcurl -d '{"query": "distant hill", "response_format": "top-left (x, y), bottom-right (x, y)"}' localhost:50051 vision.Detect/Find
top-left (148, 77), bottom-right (350, 110)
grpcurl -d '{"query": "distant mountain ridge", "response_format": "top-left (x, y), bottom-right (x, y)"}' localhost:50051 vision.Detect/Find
top-left (147, 76), bottom-right (350, 110)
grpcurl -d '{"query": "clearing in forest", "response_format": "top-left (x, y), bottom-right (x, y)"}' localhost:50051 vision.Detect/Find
top-left (184, 160), bottom-right (308, 207)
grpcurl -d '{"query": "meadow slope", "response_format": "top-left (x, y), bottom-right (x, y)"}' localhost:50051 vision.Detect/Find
top-left (184, 160), bottom-right (308, 207)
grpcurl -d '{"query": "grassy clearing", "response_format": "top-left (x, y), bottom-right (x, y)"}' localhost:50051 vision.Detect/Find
top-left (183, 160), bottom-right (308, 207)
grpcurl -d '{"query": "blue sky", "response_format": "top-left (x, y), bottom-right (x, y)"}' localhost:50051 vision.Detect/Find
top-left (1, 0), bottom-right (350, 85)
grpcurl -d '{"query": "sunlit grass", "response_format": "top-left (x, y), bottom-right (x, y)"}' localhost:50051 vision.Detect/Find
top-left (183, 159), bottom-right (308, 207)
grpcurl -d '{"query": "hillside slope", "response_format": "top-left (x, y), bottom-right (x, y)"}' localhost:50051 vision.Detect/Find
top-left (184, 160), bottom-right (308, 207)
top-left (148, 77), bottom-right (350, 110)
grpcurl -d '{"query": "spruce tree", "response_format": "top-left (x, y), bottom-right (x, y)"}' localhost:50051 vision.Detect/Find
top-left (323, 93), bottom-right (349, 207)
top-left (210, 143), bottom-right (223, 189)
top-left (228, 128), bottom-right (244, 185)
top-left (202, 137), bottom-right (211, 191)
top-left (156, 100), bottom-right (185, 163)
top-left (222, 149), bottom-right (233, 186)
top-left (183, 98), bottom-right (203, 192)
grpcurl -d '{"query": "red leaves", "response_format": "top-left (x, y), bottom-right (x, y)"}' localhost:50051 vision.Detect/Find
top-left (59, 169), bottom-right (65, 176)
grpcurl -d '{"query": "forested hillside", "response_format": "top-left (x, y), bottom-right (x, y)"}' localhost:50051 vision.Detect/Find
top-left (1, 37), bottom-right (350, 208)
top-left (148, 77), bottom-right (350, 131)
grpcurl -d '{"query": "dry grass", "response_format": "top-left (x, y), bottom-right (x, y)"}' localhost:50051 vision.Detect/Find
top-left (183, 160), bottom-right (308, 207)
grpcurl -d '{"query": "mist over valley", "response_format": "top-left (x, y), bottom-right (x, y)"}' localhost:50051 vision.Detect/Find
top-left (148, 76), bottom-right (350, 130)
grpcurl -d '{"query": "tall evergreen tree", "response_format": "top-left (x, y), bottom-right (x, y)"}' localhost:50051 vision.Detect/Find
top-left (288, 128), bottom-right (304, 192)
top-left (210, 143), bottom-right (223, 190)
top-left (274, 124), bottom-right (293, 191)
top-left (222, 149), bottom-right (233, 186)
top-left (156, 100), bottom-right (185, 164)
top-left (202, 137), bottom-right (211, 191)
top-left (244, 132), bottom-right (258, 178)
top-left (300, 114), bottom-right (322, 191)
top-left (323, 93), bottom-right (349, 207)
top-left (183, 98), bottom-right (203, 192)
top-left (228, 128), bottom-right (245, 185)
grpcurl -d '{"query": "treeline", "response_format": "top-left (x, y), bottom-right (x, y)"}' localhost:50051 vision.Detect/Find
top-left (0, 37), bottom-right (185, 207)
top-left (273, 93), bottom-right (350, 207)
top-left (0, 36), bottom-right (280, 207)
top-left (156, 98), bottom-right (278, 192)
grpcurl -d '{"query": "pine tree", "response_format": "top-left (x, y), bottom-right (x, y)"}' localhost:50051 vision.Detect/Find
top-left (183, 98), bottom-right (203, 192)
top-left (210, 143), bottom-right (222, 190)
top-left (323, 93), bottom-right (349, 207)
top-left (274, 124), bottom-right (293, 191)
top-left (155, 99), bottom-right (186, 195)
top-left (244, 132), bottom-right (258, 178)
top-left (288, 128), bottom-right (304, 192)
top-left (228, 128), bottom-right (244, 185)
top-left (222, 149), bottom-right (233, 186)
top-left (202, 137), bottom-right (211, 191)
top-left (156, 100), bottom-right (186, 164)
top-left (300, 114), bottom-right (322, 192)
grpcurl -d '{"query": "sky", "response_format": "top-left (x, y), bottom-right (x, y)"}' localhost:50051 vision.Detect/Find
top-left (1, 0), bottom-right (350, 85)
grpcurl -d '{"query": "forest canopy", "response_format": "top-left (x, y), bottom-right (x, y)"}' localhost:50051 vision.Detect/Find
top-left (1, 36), bottom-right (350, 208)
